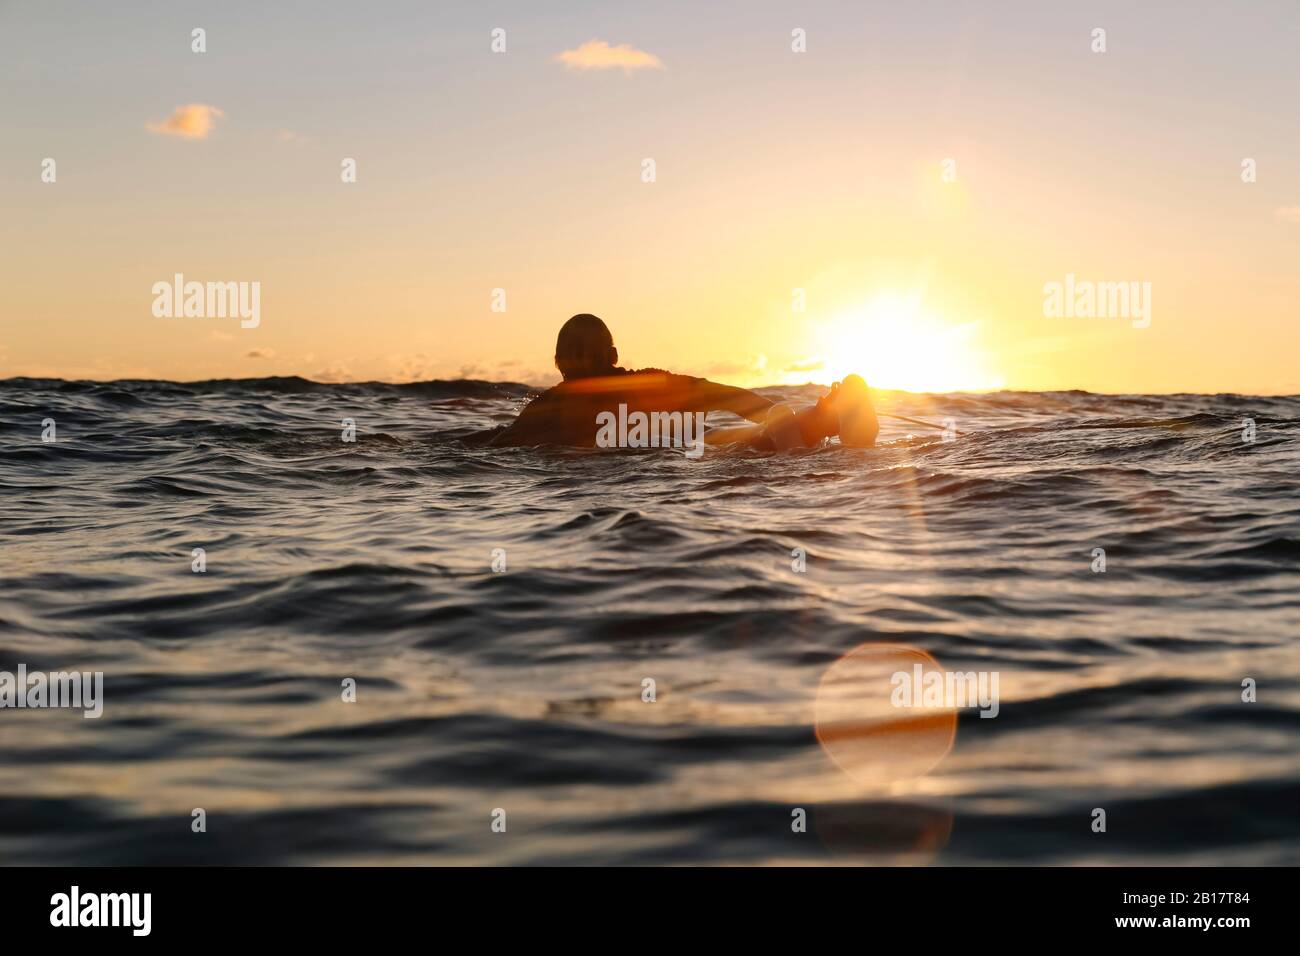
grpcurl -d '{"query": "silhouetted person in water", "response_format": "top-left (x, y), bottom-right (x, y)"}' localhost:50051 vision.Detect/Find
top-left (484, 314), bottom-right (877, 450)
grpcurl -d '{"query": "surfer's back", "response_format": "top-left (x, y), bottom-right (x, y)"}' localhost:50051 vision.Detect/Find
top-left (490, 368), bottom-right (707, 447)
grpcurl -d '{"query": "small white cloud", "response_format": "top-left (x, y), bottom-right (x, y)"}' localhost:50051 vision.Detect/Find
top-left (147, 104), bottom-right (225, 139)
top-left (1274, 205), bottom-right (1300, 223)
top-left (554, 39), bottom-right (664, 73)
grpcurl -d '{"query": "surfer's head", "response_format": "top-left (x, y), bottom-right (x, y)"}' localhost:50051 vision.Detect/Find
top-left (555, 313), bottom-right (618, 381)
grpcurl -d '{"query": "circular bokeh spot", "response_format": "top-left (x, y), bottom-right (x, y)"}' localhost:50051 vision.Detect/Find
top-left (814, 643), bottom-right (957, 785)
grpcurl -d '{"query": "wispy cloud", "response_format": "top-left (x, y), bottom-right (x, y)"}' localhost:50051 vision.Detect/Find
top-left (704, 354), bottom-right (768, 377)
top-left (1274, 205), bottom-right (1300, 224)
top-left (147, 104), bottom-right (224, 139)
top-left (314, 365), bottom-right (352, 383)
top-left (785, 358), bottom-right (826, 373)
top-left (553, 39), bottom-right (664, 73)
top-left (246, 349), bottom-right (276, 359)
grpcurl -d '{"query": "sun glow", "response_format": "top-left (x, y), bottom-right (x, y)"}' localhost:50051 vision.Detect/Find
top-left (795, 294), bottom-right (1003, 393)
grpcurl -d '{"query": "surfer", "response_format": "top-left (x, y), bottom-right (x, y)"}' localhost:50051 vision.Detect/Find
top-left (479, 314), bottom-right (877, 450)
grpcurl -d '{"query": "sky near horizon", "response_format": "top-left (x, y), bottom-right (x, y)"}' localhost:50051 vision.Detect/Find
top-left (2, 0), bottom-right (1299, 393)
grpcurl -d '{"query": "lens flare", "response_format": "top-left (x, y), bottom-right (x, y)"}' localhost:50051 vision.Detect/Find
top-left (814, 643), bottom-right (957, 785)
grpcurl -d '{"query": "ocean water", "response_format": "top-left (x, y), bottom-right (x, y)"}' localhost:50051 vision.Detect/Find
top-left (1, 376), bottom-right (1298, 866)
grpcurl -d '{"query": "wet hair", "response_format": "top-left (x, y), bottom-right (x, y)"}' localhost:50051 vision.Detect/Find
top-left (554, 313), bottom-right (618, 380)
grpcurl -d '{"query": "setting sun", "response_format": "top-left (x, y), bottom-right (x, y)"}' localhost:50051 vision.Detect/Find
top-left (795, 294), bottom-right (1004, 393)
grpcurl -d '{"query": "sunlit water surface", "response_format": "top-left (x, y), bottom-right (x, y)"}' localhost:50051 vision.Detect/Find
top-left (1, 377), bottom-right (1298, 864)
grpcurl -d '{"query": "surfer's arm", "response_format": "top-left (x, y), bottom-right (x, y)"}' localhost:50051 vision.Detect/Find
top-left (685, 379), bottom-right (776, 423)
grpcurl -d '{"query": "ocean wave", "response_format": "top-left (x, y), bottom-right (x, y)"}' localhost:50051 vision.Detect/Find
top-left (1, 377), bottom-right (1298, 864)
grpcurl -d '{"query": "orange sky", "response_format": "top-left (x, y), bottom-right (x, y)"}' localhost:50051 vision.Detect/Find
top-left (3, 2), bottom-right (1299, 393)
